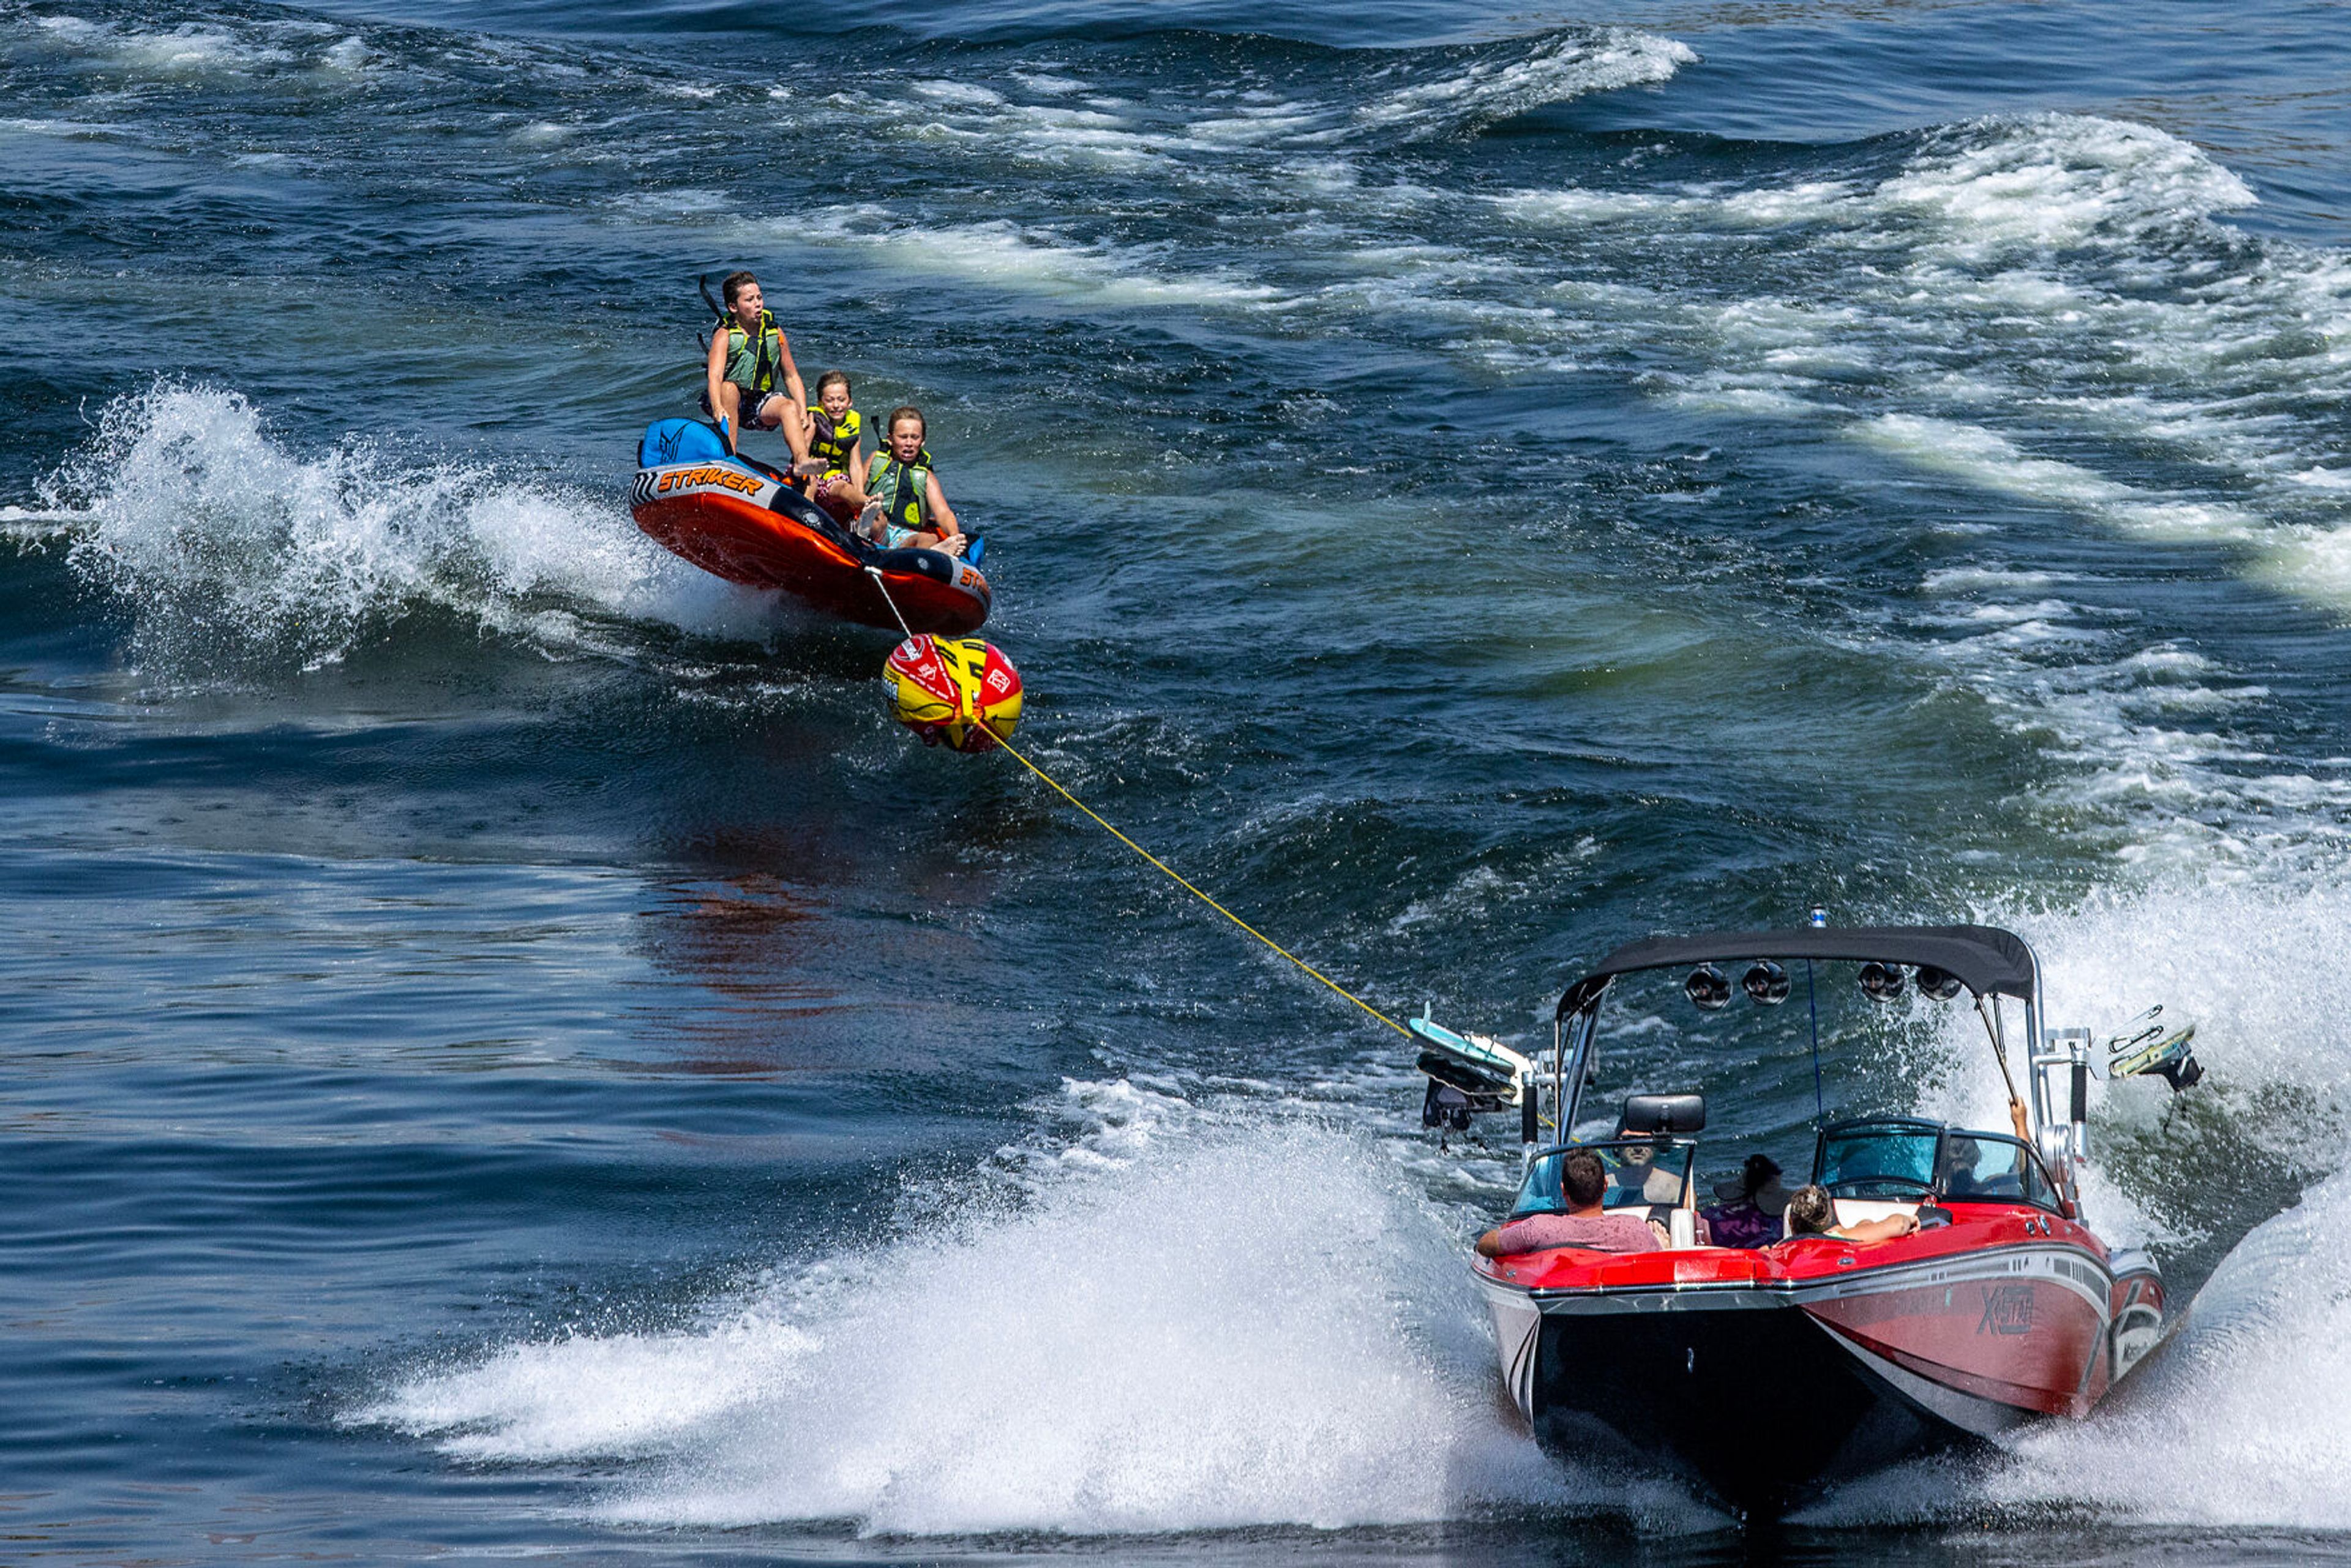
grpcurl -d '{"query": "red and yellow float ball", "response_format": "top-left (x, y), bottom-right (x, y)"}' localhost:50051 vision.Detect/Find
top-left (883, 635), bottom-right (1022, 753)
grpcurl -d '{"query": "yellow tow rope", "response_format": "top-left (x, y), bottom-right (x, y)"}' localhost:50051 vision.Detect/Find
top-left (986, 729), bottom-right (1409, 1038)
top-left (861, 566), bottom-right (1406, 1038)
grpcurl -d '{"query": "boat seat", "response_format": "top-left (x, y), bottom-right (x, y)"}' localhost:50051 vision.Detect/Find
top-left (1613, 1202), bottom-right (1709, 1249)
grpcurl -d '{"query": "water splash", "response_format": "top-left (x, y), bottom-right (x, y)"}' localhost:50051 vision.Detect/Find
top-left (42, 383), bottom-right (778, 677)
top-left (357, 1096), bottom-right (1705, 1534)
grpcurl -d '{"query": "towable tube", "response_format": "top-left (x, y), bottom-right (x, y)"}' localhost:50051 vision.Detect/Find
top-left (629, 418), bottom-right (991, 636)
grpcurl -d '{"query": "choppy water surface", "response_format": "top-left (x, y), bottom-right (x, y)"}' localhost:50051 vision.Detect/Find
top-left (6, 0), bottom-right (2351, 1559)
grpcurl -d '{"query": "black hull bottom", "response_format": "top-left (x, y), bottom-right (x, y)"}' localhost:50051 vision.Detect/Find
top-left (1530, 1308), bottom-right (1991, 1517)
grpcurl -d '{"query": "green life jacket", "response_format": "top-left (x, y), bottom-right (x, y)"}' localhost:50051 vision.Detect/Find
top-left (866, 451), bottom-right (935, 531)
top-left (720, 309), bottom-right (783, 396)
top-left (807, 405), bottom-right (862, 474)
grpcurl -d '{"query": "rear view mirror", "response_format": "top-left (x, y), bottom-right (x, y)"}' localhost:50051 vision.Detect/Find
top-left (1621, 1092), bottom-right (1706, 1135)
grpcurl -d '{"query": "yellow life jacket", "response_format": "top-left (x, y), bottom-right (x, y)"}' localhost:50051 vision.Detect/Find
top-left (807, 405), bottom-right (862, 474)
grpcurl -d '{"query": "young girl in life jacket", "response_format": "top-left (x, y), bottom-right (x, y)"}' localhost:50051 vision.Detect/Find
top-left (859, 406), bottom-right (962, 553)
top-left (700, 271), bottom-right (815, 468)
top-left (803, 370), bottom-right (868, 524)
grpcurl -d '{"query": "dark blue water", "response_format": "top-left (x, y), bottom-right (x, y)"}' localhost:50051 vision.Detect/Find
top-left (7, 0), bottom-right (2351, 1558)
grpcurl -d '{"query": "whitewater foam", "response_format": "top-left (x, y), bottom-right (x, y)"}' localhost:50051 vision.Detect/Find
top-left (795, 209), bottom-right (1284, 309)
top-left (1858, 416), bottom-right (2263, 544)
top-left (1483, 112), bottom-right (2351, 619)
top-left (798, 26), bottom-right (1693, 172)
top-left (1876, 114), bottom-right (2259, 258)
top-left (32, 14), bottom-right (293, 74)
top-left (1354, 29), bottom-right (1696, 140)
top-left (1009, 71), bottom-right (1090, 97)
top-left (358, 1096), bottom-right (1705, 1534)
top-left (41, 384), bottom-right (780, 677)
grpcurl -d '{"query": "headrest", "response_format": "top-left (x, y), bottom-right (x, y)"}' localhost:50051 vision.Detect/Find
top-left (1620, 1092), bottom-right (1706, 1135)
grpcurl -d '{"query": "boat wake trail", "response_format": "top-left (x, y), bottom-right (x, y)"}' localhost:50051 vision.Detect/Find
top-left (37, 383), bottom-right (782, 678)
top-left (355, 1087), bottom-right (1707, 1535)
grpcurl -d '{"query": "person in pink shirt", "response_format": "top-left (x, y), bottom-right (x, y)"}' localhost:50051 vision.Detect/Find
top-left (1477, 1148), bottom-right (1664, 1257)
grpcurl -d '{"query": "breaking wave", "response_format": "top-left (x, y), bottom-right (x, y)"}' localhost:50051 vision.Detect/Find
top-left (1352, 29), bottom-right (1697, 141)
top-left (38, 383), bottom-right (779, 676)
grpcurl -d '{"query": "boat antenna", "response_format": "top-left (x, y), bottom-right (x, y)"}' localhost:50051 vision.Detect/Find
top-left (1805, 961), bottom-right (1825, 1127)
top-left (1804, 906), bottom-right (1826, 1127)
top-left (1976, 992), bottom-right (2032, 1142)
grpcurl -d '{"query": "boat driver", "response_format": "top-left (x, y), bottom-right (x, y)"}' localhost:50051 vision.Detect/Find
top-left (1477, 1150), bottom-right (1663, 1257)
top-left (1613, 1138), bottom-right (1686, 1206)
top-left (1937, 1136), bottom-right (1984, 1198)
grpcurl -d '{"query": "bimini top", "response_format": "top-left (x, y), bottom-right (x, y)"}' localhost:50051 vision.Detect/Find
top-left (1557, 924), bottom-right (2037, 1017)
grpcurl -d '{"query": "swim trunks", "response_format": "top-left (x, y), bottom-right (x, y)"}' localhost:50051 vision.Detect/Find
top-left (698, 387), bottom-right (782, 428)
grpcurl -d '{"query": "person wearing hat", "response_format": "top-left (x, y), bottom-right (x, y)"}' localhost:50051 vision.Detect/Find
top-left (1700, 1154), bottom-right (1790, 1248)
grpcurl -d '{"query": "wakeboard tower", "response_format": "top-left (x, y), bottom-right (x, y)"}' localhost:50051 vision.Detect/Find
top-left (630, 417), bottom-right (991, 636)
top-left (1425, 921), bottom-right (2203, 1517)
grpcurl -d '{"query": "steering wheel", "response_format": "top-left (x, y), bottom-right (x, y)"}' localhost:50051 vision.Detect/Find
top-left (1825, 1175), bottom-right (1936, 1200)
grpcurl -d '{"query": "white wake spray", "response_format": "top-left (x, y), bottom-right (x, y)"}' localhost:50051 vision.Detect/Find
top-left (42, 383), bottom-right (779, 675)
top-left (357, 1097), bottom-right (1706, 1534)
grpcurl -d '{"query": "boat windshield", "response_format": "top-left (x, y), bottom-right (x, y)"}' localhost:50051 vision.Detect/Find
top-left (1817, 1120), bottom-right (1941, 1199)
top-left (1509, 1140), bottom-right (1696, 1218)
top-left (1938, 1131), bottom-right (2060, 1210)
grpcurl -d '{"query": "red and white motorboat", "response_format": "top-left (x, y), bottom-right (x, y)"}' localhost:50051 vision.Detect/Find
top-left (1422, 923), bottom-right (2195, 1517)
